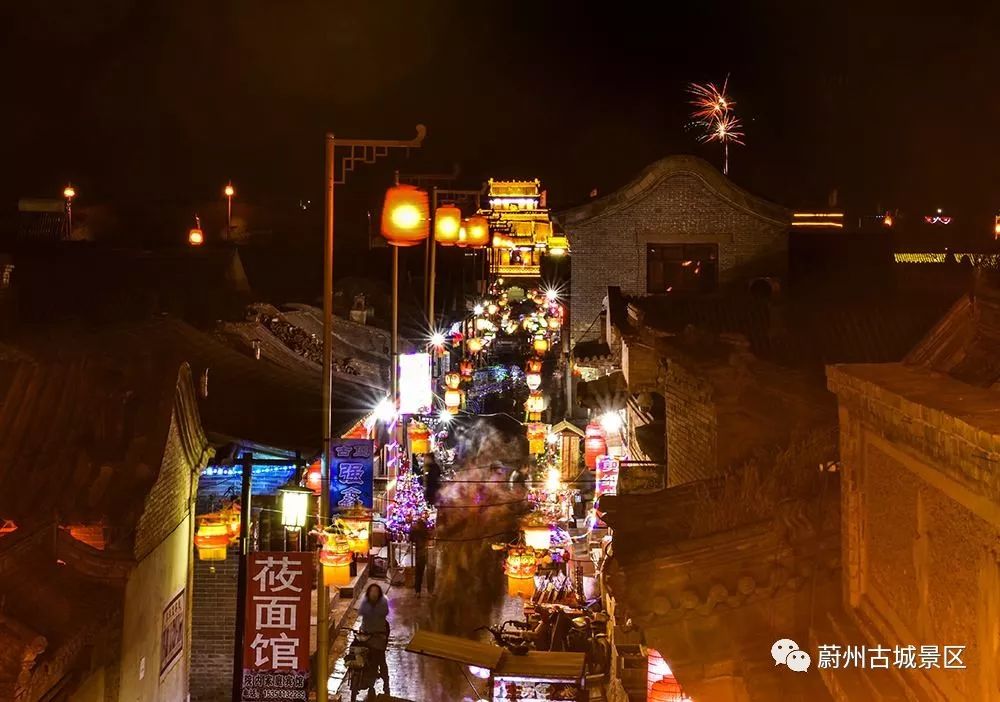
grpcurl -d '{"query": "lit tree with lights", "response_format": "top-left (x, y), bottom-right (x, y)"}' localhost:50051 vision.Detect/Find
top-left (386, 466), bottom-right (435, 538)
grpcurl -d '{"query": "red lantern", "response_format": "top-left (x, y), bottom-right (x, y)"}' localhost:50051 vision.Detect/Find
top-left (525, 358), bottom-right (543, 374)
top-left (585, 422), bottom-right (607, 470)
top-left (435, 204), bottom-right (462, 246)
top-left (305, 460), bottom-right (323, 495)
top-left (381, 184), bottom-right (429, 247)
top-left (649, 677), bottom-right (687, 701)
top-left (465, 215), bottom-right (490, 248)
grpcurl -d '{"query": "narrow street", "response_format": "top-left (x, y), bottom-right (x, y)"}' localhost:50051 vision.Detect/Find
top-left (334, 578), bottom-right (527, 700)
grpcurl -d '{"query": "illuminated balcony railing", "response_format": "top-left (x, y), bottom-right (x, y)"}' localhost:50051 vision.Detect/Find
top-left (496, 264), bottom-right (541, 277)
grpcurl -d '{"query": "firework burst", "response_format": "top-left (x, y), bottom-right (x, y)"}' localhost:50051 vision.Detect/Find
top-left (688, 79), bottom-right (733, 122)
top-left (687, 76), bottom-right (744, 174)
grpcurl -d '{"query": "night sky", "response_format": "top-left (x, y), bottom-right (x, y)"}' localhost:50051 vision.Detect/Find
top-left (3, 3), bottom-right (999, 235)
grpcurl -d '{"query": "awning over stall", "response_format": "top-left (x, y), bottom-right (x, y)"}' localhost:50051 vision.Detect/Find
top-left (405, 630), bottom-right (503, 670)
top-left (494, 650), bottom-right (586, 680)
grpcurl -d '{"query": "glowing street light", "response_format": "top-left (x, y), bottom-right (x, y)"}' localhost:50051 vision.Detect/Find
top-left (188, 214), bottom-right (205, 246)
top-left (279, 485), bottom-right (311, 530)
top-left (600, 410), bottom-right (622, 433)
top-left (224, 181), bottom-right (235, 239)
top-left (374, 397), bottom-right (397, 424)
top-left (63, 184), bottom-right (76, 237)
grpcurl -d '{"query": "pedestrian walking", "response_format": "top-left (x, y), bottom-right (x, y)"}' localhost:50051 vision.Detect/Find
top-left (411, 517), bottom-right (431, 595)
top-left (422, 453), bottom-right (441, 505)
top-left (358, 583), bottom-right (391, 698)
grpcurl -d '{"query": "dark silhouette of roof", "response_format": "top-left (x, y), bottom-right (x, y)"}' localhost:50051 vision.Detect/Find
top-left (2, 317), bottom-right (373, 453)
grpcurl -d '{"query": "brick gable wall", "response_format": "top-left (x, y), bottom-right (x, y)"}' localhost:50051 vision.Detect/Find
top-left (566, 173), bottom-right (787, 343)
top-left (664, 360), bottom-right (716, 487)
top-left (134, 412), bottom-right (195, 561)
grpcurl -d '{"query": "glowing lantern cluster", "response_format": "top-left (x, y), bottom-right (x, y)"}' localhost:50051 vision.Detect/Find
top-left (525, 391), bottom-right (546, 419)
top-left (585, 422), bottom-right (608, 470)
top-left (338, 509), bottom-right (372, 555)
top-left (522, 523), bottom-right (552, 551)
top-left (318, 531), bottom-right (352, 586)
top-left (443, 372), bottom-right (463, 415)
top-left (381, 184), bottom-right (430, 247)
top-left (435, 204), bottom-right (462, 246)
top-left (547, 317), bottom-right (561, 331)
top-left (408, 420), bottom-right (431, 455)
top-left (525, 357), bottom-right (542, 391)
top-left (505, 547), bottom-right (538, 598)
top-left (526, 422), bottom-right (548, 455)
top-left (460, 359), bottom-right (474, 380)
top-left (467, 337), bottom-right (484, 354)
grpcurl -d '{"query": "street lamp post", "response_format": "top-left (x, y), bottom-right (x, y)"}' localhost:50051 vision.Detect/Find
top-left (63, 185), bottom-right (75, 238)
top-left (318, 126), bottom-right (425, 701)
top-left (224, 182), bottom-right (235, 240)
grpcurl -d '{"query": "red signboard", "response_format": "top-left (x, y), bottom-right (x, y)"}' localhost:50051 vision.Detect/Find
top-left (241, 552), bottom-right (313, 701)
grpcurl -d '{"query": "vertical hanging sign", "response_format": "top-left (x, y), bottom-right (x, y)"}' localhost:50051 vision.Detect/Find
top-left (398, 352), bottom-right (432, 414)
top-left (330, 438), bottom-right (375, 512)
top-left (241, 553), bottom-right (312, 701)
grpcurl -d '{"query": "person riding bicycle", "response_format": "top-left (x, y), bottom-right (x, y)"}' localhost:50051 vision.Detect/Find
top-left (358, 583), bottom-right (391, 698)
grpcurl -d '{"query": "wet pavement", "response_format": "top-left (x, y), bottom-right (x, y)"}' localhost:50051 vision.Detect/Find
top-left (332, 577), bottom-right (525, 701)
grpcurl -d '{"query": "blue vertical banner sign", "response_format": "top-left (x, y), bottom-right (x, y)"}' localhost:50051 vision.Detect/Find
top-left (330, 439), bottom-right (375, 512)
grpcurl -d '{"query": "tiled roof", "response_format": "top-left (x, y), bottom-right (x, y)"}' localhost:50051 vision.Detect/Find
top-left (0, 357), bottom-right (187, 534)
top-left (906, 270), bottom-right (1000, 387)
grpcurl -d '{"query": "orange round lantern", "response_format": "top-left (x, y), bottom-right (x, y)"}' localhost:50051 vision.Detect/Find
top-left (444, 372), bottom-right (462, 390)
top-left (455, 225), bottom-right (468, 248)
top-left (188, 228), bottom-right (205, 246)
top-left (467, 337), bottom-right (484, 354)
top-left (408, 421), bottom-right (431, 454)
top-left (465, 215), bottom-right (490, 248)
top-left (585, 422), bottom-right (607, 470)
top-left (460, 360), bottom-right (474, 379)
top-left (505, 548), bottom-right (538, 599)
top-left (525, 358), bottom-right (543, 374)
top-left (194, 514), bottom-right (230, 561)
top-left (434, 204), bottom-right (462, 246)
top-left (547, 317), bottom-right (561, 330)
top-left (319, 533), bottom-right (352, 586)
top-left (533, 337), bottom-right (549, 354)
top-left (381, 184), bottom-right (429, 247)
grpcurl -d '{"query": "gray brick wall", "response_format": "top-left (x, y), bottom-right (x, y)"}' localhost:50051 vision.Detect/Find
top-left (565, 171), bottom-right (787, 343)
top-left (190, 545), bottom-right (238, 702)
top-left (664, 360), bottom-right (717, 486)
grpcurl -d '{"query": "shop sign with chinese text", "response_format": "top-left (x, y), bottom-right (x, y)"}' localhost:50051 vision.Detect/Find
top-left (241, 553), bottom-right (312, 701)
top-left (330, 439), bottom-right (374, 511)
top-left (493, 677), bottom-right (580, 701)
